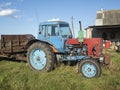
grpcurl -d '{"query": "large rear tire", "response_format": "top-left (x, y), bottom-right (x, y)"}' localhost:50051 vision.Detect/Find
top-left (78, 59), bottom-right (101, 78)
top-left (27, 42), bottom-right (55, 72)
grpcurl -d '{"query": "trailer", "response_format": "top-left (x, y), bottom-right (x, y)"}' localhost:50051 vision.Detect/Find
top-left (0, 34), bottom-right (35, 60)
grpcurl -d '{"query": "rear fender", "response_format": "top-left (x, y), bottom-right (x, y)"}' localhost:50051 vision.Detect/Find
top-left (25, 39), bottom-right (58, 53)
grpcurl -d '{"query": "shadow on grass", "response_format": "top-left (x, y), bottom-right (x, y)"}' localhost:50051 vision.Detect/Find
top-left (63, 61), bottom-right (78, 66)
top-left (0, 57), bottom-right (26, 63)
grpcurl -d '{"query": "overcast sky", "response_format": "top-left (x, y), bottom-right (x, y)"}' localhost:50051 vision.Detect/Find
top-left (0, 0), bottom-right (120, 37)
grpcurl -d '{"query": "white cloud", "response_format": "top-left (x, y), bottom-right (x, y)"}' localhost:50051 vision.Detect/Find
top-left (5, 2), bottom-right (12, 6)
top-left (48, 18), bottom-right (60, 22)
top-left (0, 9), bottom-right (17, 16)
top-left (19, 0), bottom-right (24, 2)
top-left (0, 2), bottom-right (12, 9)
top-left (0, 2), bottom-right (22, 19)
top-left (12, 15), bottom-right (21, 19)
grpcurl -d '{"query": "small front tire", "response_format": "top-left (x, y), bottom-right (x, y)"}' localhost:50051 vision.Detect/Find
top-left (78, 59), bottom-right (101, 78)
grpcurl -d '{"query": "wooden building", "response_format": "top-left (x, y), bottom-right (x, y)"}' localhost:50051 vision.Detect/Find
top-left (86, 9), bottom-right (120, 48)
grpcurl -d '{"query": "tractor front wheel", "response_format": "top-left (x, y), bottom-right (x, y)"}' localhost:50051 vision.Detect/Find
top-left (27, 42), bottom-right (55, 72)
top-left (78, 59), bottom-right (101, 78)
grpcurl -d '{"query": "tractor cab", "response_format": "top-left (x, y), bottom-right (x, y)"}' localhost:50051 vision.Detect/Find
top-left (37, 21), bottom-right (72, 52)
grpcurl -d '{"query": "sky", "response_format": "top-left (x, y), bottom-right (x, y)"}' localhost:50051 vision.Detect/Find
top-left (0, 0), bottom-right (120, 37)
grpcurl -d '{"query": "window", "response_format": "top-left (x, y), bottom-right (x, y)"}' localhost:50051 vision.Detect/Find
top-left (60, 24), bottom-right (71, 38)
top-left (42, 26), bottom-right (46, 36)
top-left (47, 26), bottom-right (52, 36)
top-left (47, 25), bottom-right (59, 36)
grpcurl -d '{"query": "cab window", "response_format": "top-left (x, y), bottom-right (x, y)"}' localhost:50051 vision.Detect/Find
top-left (41, 26), bottom-right (46, 37)
top-left (47, 25), bottom-right (59, 36)
top-left (60, 24), bottom-right (71, 38)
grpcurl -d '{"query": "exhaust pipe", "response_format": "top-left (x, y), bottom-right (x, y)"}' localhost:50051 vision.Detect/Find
top-left (78, 21), bottom-right (84, 43)
top-left (79, 21), bottom-right (82, 31)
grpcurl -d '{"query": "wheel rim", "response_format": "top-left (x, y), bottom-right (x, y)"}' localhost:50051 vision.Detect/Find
top-left (82, 62), bottom-right (97, 78)
top-left (30, 48), bottom-right (47, 70)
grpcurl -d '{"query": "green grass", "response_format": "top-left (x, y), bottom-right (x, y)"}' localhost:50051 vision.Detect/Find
top-left (0, 50), bottom-right (120, 90)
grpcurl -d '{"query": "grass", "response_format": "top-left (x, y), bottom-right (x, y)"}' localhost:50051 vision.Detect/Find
top-left (0, 50), bottom-right (120, 90)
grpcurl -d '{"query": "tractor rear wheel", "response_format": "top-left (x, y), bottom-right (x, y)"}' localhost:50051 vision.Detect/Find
top-left (78, 59), bottom-right (101, 78)
top-left (27, 42), bottom-right (55, 72)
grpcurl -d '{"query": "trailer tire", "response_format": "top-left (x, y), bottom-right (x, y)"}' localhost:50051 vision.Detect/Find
top-left (78, 59), bottom-right (101, 78)
top-left (27, 42), bottom-right (55, 72)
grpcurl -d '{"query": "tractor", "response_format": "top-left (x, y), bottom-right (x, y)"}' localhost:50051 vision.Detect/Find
top-left (26, 20), bottom-right (109, 78)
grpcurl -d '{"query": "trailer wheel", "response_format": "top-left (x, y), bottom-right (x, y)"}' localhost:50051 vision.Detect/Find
top-left (78, 59), bottom-right (101, 78)
top-left (27, 42), bottom-right (55, 72)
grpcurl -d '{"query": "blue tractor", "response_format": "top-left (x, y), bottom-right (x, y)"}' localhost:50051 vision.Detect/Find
top-left (27, 20), bottom-right (106, 78)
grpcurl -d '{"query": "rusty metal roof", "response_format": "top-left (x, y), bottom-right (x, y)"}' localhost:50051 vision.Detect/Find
top-left (87, 25), bottom-right (120, 29)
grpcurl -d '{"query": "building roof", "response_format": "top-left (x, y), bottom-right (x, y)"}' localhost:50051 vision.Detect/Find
top-left (86, 25), bottom-right (120, 30)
